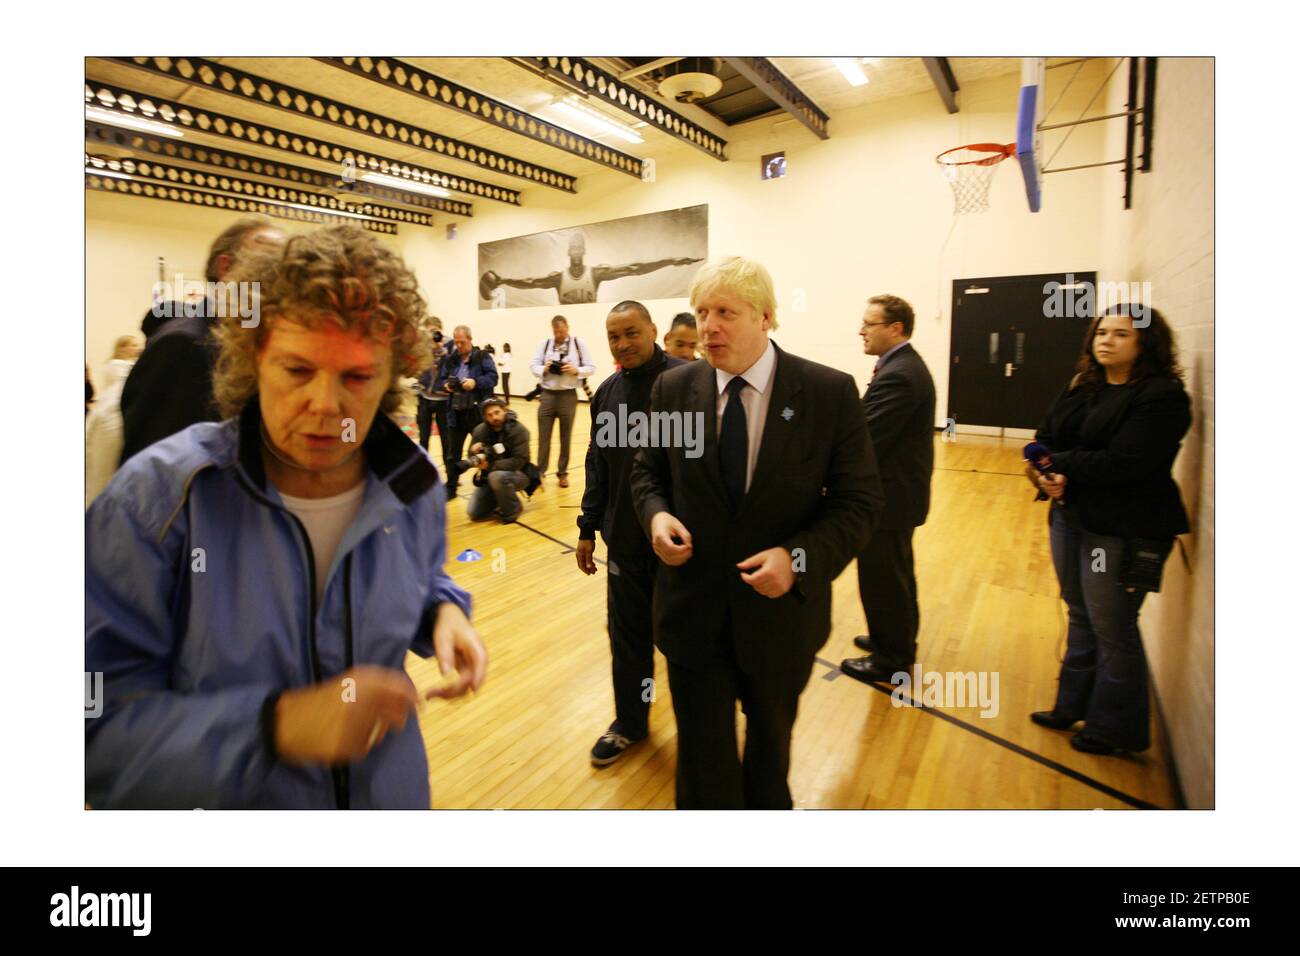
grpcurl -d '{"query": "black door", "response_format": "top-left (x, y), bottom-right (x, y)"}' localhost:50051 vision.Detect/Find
top-left (948, 272), bottom-right (1096, 431)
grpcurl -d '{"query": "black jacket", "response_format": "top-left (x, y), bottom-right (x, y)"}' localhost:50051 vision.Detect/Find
top-left (1036, 375), bottom-right (1192, 539)
top-left (434, 346), bottom-right (498, 430)
top-left (469, 411), bottom-right (531, 480)
top-left (863, 342), bottom-right (936, 530)
top-left (630, 342), bottom-right (885, 672)
top-left (119, 305), bottom-right (221, 465)
top-left (578, 346), bottom-right (686, 553)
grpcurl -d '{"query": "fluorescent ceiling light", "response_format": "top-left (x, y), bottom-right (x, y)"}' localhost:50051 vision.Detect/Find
top-left (360, 172), bottom-right (451, 198)
top-left (85, 166), bottom-right (134, 182)
top-left (832, 58), bottom-right (870, 88)
top-left (85, 105), bottom-right (184, 138)
top-left (284, 201), bottom-right (381, 223)
top-left (548, 99), bottom-right (644, 144)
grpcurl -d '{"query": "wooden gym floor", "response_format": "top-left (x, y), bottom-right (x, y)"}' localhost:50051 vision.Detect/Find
top-left (399, 395), bottom-right (1181, 810)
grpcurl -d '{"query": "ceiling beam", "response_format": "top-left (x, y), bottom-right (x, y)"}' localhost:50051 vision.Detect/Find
top-left (921, 57), bottom-right (960, 114)
top-left (722, 58), bottom-right (830, 140)
top-left (511, 57), bottom-right (728, 161)
top-left (108, 57), bottom-right (575, 194)
top-left (85, 165), bottom-right (400, 235)
top-left (86, 82), bottom-right (521, 205)
top-left (318, 57), bottom-right (644, 180)
top-left (619, 57), bottom-right (684, 81)
top-left (86, 152), bottom-right (434, 229)
top-left (85, 121), bottom-right (473, 217)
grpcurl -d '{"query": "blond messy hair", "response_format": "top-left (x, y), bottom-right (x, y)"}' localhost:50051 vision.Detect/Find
top-left (688, 256), bottom-right (779, 331)
top-left (212, 225), bottom-right (431, 419)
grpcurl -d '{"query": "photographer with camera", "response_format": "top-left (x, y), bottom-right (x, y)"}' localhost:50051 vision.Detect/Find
top-left (434, 324), bottom-right (498, 498)
top-left (463, 398), bottom-right (533, 523)
top-left (529, 315), bottom-right (595, 488)
top-left (1027, 304), bottom-right (1191, 757)
top-left (415, 324), bottom-right (449, 455)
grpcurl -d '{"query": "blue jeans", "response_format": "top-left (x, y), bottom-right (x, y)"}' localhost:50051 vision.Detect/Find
top-left (467, 469), bottom-right (527, 522)
top-left (1048, 505), bottom-right (1153, 750)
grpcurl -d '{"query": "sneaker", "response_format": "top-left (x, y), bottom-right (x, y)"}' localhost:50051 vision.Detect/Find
top-left (590, 724), bottom-right (645, 767)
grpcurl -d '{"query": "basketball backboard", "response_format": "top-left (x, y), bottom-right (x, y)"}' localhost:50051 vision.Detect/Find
top-left (1016, 57), bottom-right (1045, 212)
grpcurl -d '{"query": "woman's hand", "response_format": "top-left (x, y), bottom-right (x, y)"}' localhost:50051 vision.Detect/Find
top-left (274, 666), bottom-right (418, 766)
top-left (426, 602), bottom-right (488, 700)
top-left (1040, 474), bottom-right (1067, 499)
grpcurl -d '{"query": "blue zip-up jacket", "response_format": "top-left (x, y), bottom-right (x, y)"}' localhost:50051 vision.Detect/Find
top-left (432, 346), bottom-right (498, 430)
top-left (85, 400), bottom-right (472, 809)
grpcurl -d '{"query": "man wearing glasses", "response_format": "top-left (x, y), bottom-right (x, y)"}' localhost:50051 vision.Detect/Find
top-left (842, 295), bottom-right (936, 685)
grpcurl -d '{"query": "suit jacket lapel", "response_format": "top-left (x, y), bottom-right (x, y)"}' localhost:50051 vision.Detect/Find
top-left (687, 359), bottom-right (727, 496)
top-left (744, 342), bottom-right (803, 503)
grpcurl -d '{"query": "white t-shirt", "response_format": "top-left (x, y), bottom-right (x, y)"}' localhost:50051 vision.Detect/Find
top-left (278, 482), bottom-right (367, 603)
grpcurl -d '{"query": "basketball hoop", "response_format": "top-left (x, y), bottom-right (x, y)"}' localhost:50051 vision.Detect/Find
top-left (936, 143), bottom-right (1016, 214)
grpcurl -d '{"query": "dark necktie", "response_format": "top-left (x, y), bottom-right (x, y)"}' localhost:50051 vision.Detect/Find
top-left (719, 376), bottom-right (749, 505)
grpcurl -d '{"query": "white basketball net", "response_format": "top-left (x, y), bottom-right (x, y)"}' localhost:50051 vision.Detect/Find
top-left (937, 146), bottom-right (1011, 215)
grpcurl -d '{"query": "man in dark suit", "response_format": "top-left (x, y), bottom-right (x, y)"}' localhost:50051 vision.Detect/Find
top-left (576, 301), bottom-right (686, 766)
top-left (120, 217), bottom-right (285, 464)
top-left (841, 294), bottom-right (936, 684)
top-left (630, 257), bottom-right (884, 809)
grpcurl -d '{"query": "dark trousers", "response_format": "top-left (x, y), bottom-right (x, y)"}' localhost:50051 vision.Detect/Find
top-left (856, 526), bottom-right (919, 670)
top-left (605, 547), bottom-right (656, 739)
top-left (500, 372), bottom-right (511, 398)
top-left (416, 396), bottom-right (436, 450)
top-left (665, 616), bottom-right (815, 809)
top-left (443, 420), bottom-right (472, 496)
top-left (1048, 505), bottom-right (1153, 750)
top-left (537, 387), bottom-right (577, 477)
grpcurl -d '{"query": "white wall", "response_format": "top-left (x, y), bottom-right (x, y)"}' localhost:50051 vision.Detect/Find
top-left (1098, 57), bottom-right (1215, 808)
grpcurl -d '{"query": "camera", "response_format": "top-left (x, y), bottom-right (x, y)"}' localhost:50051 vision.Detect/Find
top-left (453, 452), bottom-right (489, 475)
top-left (548, 359), bottom-right (565, 375)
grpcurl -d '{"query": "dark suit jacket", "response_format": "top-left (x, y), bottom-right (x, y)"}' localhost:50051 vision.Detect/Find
top-left (863, 341), bottom-right (936, 530)
top-left (630, 342), bottom-right (885, 673)
top-left (119, 310), bottom-right (221, 465)
top-left (1036, 375), bottom-right (1191, 539)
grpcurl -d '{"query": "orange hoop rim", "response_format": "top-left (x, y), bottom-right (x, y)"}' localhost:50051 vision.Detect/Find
top-left (936, 142), bottom-right (1016, 167)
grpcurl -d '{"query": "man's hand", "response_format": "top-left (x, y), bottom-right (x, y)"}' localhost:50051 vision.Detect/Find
top-left (575, 539), bottom-right (597, 575)
top-left (650, 511), bottom-right (693, 566)
top-left (1040, 474), bottom-right (1067, 500)
top-left (470, 442), bottom-right (485, 454)
top-left (737, 547), bottom-right (796, 599)
top-left (426, 602), bottom-right (488, 700)
top-left (476, 457), bottom-right (490, 472)
top-left (274, 665), bottom-right (418, 767)
top-left (560, 362), bottom-right (578, 376)
top-left (460, 378), bottom-right (476, 391)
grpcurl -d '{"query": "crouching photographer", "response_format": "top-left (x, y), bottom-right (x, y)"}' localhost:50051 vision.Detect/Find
top-left (463, 398), bottom-right (536, 523)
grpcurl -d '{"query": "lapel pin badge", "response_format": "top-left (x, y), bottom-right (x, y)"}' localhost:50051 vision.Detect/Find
top-left (781, 407), bottom-right (794, 421)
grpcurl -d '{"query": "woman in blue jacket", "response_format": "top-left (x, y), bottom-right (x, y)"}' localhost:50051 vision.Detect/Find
top-left (85, 226), bottom-right (488, 808)
top-left (1028, 304), bottom-right (1191, 756)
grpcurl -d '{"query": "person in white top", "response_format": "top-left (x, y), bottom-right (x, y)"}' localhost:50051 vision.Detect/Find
top-left (85, 335), bottom-right (142, 506)
top-left (496, 342), bottom-right (513, 397)
top-left (478, 230), bottom-right (703, 306)
top-left (530, 315), bottom-right (595, 487)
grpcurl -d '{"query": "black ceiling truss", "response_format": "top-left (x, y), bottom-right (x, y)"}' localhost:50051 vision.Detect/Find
top-left (85, 169), bottom-right (399, 235)
top-left (85, 121), bottom-right (473, 218)
top-left (109, 57), bottom-right (575, 194)
top-left (511, 57), bottom-right (728, 161)
top-left (921, 57), bottom-right (960, 114)
top-left (319, 57), bottom-right (644, 180)
top-left (86, 83), bottom-right (521, 205)
top-left (722, 58), bottom-right (829, 140)
top-left (86, 152), bottom-right (434, 230)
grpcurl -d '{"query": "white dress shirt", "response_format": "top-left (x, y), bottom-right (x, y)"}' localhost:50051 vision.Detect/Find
top-left (531, 335), bottom-right (596, 391)
top-left (715, 339), bottom-right (777, 494)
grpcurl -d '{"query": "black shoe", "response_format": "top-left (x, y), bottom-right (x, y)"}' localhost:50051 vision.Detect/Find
top-left (853, 635), bottom-right (874, 653)
top-left (590, 724), bottom-right (646, 767)
top-left (840, 656), bottom-right (908, 685)
top-left (1030, 710), bottom-right (1079, 731)
top-left (1070, 731), bottom-right (1127, 756)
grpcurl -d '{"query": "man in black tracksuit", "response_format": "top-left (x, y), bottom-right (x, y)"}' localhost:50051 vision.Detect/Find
top-left (576, 300), bottom-right (686, 766)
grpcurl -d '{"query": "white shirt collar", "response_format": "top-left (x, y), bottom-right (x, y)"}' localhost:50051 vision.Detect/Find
top-left (716, 339), bottom-right (777, 395)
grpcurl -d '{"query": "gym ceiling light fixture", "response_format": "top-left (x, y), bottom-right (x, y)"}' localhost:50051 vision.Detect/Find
top-left (85, 105), bottom-right (183, 138)
top-left (832, 58), bottom-right (869, 88)
top-left (548, 97), bottom-right (645, 144)
top-left (360, 172), bottom-right (451, 198)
